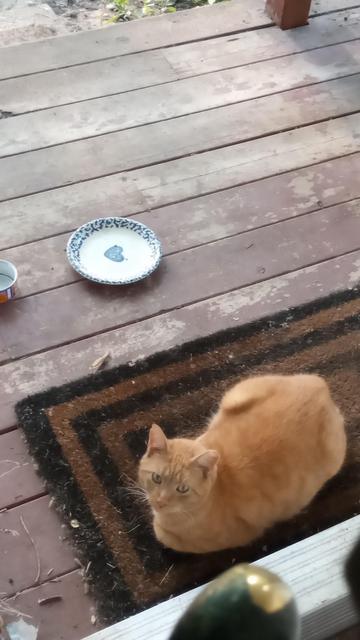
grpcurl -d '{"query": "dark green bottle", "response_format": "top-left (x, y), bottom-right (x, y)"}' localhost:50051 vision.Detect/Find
top-left (169, 564), bottom-right (300, 640)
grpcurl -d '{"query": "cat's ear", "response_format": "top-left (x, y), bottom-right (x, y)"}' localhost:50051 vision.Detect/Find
top-left (191, 450), bottom-right (219, 477)
top-left (147, 424), bottom-right (168, 456)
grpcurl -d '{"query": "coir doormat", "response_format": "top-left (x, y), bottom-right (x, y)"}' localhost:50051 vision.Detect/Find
top-left (16, 288), bottom-right (360, 624)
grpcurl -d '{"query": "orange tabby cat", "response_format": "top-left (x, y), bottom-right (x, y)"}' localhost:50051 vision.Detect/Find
top-left (138, 374), bottom-right (346, 553)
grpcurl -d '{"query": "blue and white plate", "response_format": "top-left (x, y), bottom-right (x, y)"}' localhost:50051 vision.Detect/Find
top-left (67, 217), bottom-right (162, 285)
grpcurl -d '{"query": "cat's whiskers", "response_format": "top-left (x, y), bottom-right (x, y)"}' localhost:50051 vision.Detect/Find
top-left (120, 471), bottom-right (140, 487)
top-left (124, 488), bottom-right (149, 504)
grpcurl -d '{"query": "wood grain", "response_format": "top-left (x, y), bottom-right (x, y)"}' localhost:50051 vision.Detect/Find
top-left (266, 0), bottom-right (312, 29)
top-left (2, 198), bottom-right (360, 299)
top-left (2, 107), bottom-right (360, 203)
top-left (0, 0), bottom-right (270, 80)
top-left (132, 114), bottom-right (360, 208)
top-left (3, 40), bottom-right (360, 156)
top-left (6, 570), bottom-right (99, 640)
top-left (2, 148), bottom-right (360, 252)
top-left (0, 496), bottom-right (77, 596)
top-left (164, 9), bottom-right (360, 76)
top-left (0, 429), bottom-right (45, 510)
top-left (1, 9), bottom-right (359, 114)
top-left (1, 204), bottom-right (360, 362)
top-left (1, 250), bottom-right (359, 435)
top-left (0, 179), bottom-right (146, 250)
top-left (1, 2), bottom-right (360, 638)
top-left (312, 0), bottom-right (360, 13)
top-left (0, 0), bottom-right (356, 82)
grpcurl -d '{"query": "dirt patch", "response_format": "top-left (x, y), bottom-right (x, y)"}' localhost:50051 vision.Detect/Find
top-left (0, 0), bottom-right (217, 47)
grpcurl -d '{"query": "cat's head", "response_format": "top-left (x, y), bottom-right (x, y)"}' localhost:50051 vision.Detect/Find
top-left (138, 424), bottom-right (219, 516)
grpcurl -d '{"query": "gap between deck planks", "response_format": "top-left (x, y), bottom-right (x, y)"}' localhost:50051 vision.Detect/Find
top-left (1, 151), bottom-right (360, 467)
top-left (0, 0), bottom-right (358, 80)
top-left (1, 4), bottom-right (360, 639)
top-left (1, 247), bottom-right (360, 623)
top-left (2, 252), bottom-right (360, 636)
top-left (1, 70), bottom-right (360, 251)
top-left (2, 106), bottom-right (360, 202)
top-left (6, 570), bottom-right (98, 640)
top-left (1, 248), bottom-right (360, 551)
top-left (1, 145), bottom-right (360, 252)
top-left (0, 429), bottom-right (45, 510)
top-left (0, 495), bottom-right (78, 597)
top-left (0, 0), bottom-right (271, 80)
top-left (0, 149), bottom-right (359, 384)
top-left (1, 198), bottom-right (360, 300)
top-left (0, 8), bottom-right (358, 116)
top-left (3, 39), bottom-right (360, 157)
top-left (1, 197), bottom-right (360, 364)
top-left (2, 249), bottom-right (360, 435)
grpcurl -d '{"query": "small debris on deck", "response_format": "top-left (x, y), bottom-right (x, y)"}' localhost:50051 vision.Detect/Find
top-left (38, 596), bottom-right (63, 606)
top-left (90, 352), bottom-right (111, 372)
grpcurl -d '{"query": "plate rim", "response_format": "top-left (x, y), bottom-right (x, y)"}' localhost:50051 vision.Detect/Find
top-left (66, 216), bottom-right (162, 285)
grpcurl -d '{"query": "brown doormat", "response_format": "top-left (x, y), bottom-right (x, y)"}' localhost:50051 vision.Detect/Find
top-left (16, 288), bottom-right (360, 625)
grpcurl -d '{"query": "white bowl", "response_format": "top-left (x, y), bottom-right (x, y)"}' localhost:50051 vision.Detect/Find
top-left (67, 217), bottom-right (162, 285)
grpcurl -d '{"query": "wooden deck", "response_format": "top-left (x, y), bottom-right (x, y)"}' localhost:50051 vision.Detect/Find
top-left (1, 0), bottom-right (360, 637)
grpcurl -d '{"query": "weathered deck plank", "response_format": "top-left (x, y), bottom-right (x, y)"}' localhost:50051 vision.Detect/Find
top-left (2, 110), bottom-right (360, 202)
top-left (266, 0), bottom-right (312, 29)
top-left (1, 1), bottom-right (360, 638)
top-left (0, 496), bottom-right (77, 596)
top-left (1, 250), bottom-right (359, 435)
top-left (0, 430), bottom-right (45, 510)
top-left (164, 9), bottom-right (360, 76)
top-left (2, 199), bottom-right (360, 299)
top-left (0, 0), bottom-right (271, 80)
top-left (0, 204), bottom-right (359, 364)
top-left (2, 149), bottom-right (360, 252)
top-left (0, 0), bottom-right (358, 82)
top-left (3, 40), bottom-right (360, 156)
top-left (6, 570), bottom-right (99, 640)
top-left (312, 0), bottom-right (360, 13)
top-left (134, 114), bottom-right (360, 208)
top-left (0, 9), bottom-right (359, 114)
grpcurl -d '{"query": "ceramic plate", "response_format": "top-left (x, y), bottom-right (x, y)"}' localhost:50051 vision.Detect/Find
top-left (67, 217), bottom-right (162, 285)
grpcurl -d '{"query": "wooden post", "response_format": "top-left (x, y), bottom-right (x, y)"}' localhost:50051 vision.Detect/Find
top-left (265, 0), bottom-right (312, 29)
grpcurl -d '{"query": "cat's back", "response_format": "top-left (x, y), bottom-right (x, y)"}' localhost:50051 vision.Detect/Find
top-left (205, 374), bottom-right (342, 452)
top-left (204, 373), bottom-right (345, 501)
top-left (219, 374), bottom-right (329, 419)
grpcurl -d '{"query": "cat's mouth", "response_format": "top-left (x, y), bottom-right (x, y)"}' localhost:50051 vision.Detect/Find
top-left (152, 504), bottom-right (168, 512)
top-left (152, 502), bottom-right (175, 514)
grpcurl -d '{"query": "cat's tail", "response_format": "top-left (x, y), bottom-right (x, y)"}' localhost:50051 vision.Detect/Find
top-left (220, 378), bottom-right (273, 414)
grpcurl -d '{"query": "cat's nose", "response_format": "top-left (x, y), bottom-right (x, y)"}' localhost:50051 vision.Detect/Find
top-left (156, 497), bottom-right (167, 509)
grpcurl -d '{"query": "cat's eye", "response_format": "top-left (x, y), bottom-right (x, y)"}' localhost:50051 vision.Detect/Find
top-left (152, 472), bottom-right (162, 484)
top-left (176, 484), bottom-right (190, 494)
